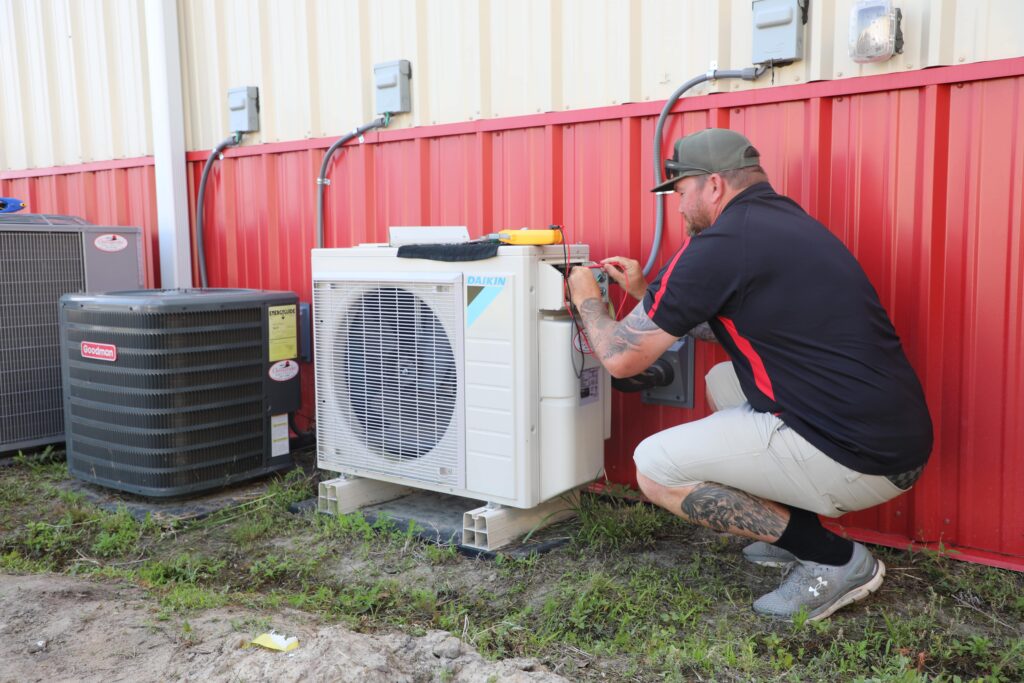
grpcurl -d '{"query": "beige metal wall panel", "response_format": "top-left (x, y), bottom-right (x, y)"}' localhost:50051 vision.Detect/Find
top-left (557, 0), bottom-right (639, 110)
top-left (488, 1), bottom-right (554, 116)
top-left (639, 1), bottom-right (732, 102)
top-left (420, 0), bottom-right (484, 124)
top-left (0, 0), bottom-right (150, 171)
top-left (6, 0), bottom-right (1024, 170)
top-left (310, 0), bottom-right (372, 137)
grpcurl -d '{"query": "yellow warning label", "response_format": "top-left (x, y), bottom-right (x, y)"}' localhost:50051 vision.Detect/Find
top-left (268, 304), bottom-right (297, 361)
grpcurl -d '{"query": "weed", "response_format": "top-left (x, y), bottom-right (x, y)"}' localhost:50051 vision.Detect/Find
top-left (285, 585), bottom-right (336, 613)
top-left (264, 468), bottom-right (315, 509)
top-left (21, 514), bottom-right (82, 558)
top-left (91, 505), bottom-right (145, 557)
top-left (12, 446), bottom-right (64, 474)
top-left (159, 584), bottom-right (230, 612)
top-left (247, 554), bottom-right (317, 586)
top-left (0, 549), bottom-right (51, 572)
top-left (180, 619), bottom-right (199, 645)
top-left (313, 511), bottom-right (377, 543)
top-left (572, 490), bottom-right (682, 551)
top-left (230, 615), bottom-right (272, 633)
top-left (422, 543), bottom-right (459, 565)
top-left (494, 551), bottom-right (540, 577)
top-left (140, 553), bottom-right (227, 585)
top-left (231, 509), bottom-right (278, 546)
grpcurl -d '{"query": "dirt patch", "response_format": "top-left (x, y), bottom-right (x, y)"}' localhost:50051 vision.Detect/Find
top-left (0, 574), bottom-right (566, 683)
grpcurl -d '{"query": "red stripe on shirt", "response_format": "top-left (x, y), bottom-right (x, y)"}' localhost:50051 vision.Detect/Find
top-left (647, 237), bottom-right (691, 318)
top-left (718, 316), bottom-right (776, 401)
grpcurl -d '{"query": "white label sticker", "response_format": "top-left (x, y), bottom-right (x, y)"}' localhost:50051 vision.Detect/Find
top-left (268, 359), bottom-right (299, 382)
top-left (271, 414), bottom-right (289, 457)
top-left (579, 367), bottom-right (599, 406)
top-left (93, 234), bottom-right (129, 253)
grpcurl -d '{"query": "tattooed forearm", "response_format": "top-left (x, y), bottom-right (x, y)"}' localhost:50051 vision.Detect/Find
top-left (577, 298), bottom-right (662, 363)
top-left (680, 483), bottom-right (788, 540)
top-left (688, 322), bottom-right (718, 343)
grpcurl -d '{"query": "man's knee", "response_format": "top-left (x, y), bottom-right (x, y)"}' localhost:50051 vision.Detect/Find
top-left (635, 471), bottom-right (662, 498)
top-left (636, 471), bottom-right (696, 510)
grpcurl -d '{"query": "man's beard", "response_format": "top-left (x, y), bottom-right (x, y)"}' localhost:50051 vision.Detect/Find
top-left (683, 203), bottom-right (714, 237)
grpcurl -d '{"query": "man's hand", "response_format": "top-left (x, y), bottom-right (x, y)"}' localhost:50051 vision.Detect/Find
top-left (600, 256), bottom-right (647, 301)
top-left (567, 265), bottom-right (602, 309)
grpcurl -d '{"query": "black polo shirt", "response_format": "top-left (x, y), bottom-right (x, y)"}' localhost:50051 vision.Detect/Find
top-left (643, 182), bottom-right (932, 475)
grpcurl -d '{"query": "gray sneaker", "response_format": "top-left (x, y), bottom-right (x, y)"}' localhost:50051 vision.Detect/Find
top-left (742, 541), bottom-right (797, 567)
top-left (752, 542), bottom-right (885, 621)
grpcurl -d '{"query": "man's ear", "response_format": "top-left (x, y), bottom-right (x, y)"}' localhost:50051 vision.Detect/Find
top-left (709, 173), bottom-right (726, 200)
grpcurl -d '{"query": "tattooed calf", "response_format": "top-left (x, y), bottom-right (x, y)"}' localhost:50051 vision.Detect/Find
top-left (681, 483), bottom-right (787, 539)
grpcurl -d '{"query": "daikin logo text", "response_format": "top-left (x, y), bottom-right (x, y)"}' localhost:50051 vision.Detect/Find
top-left (466, 275), bottom-right (506, 286)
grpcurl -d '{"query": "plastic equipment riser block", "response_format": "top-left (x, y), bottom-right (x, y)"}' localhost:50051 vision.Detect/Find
top-left (461, 492), bottom-right (579, 551)
top-left (317, 476), bottom-right (413, 515)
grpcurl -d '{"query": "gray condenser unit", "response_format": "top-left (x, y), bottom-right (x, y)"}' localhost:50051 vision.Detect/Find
top-left (59, 289), bottom-right (301, 497)
top-left (0, 215), bottom-right (144, 453)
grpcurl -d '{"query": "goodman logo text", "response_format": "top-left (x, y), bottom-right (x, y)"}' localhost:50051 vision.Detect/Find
top-left (81, 341), bottom-right (118, 362)
top-left (466, 275), bottom-right (506, 286)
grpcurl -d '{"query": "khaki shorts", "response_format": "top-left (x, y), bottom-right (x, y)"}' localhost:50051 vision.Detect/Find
top-left (633, 362), bottom-right (907, 517)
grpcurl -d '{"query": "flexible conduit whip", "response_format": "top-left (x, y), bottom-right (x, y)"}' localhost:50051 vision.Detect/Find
top-left (643, 65), bottom-right (767, 277)
top-left (196, 132), bottom-right (242, 288)
top-left (316, 113), bottom-right (392, 249)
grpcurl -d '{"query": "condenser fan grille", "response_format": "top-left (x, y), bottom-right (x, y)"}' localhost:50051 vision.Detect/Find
top-left (314, 277), bottom-right (463, 487)
top-left (1, 231), bottom-right (85, 448)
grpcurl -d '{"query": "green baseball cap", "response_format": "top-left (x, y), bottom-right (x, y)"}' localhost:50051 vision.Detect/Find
top-left (651, 128), bottom-right (761, 193)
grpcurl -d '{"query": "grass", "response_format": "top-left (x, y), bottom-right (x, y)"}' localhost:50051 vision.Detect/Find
top-left (1, 449), bottom-right (1022, 681)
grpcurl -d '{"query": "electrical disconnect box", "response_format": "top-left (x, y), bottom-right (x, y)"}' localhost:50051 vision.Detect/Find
top-left (373, 60), bottom-right (412, 115)
top-left (227, 86), bottom-right (259, 133)
top-left (751, 0), bottom-right (807, 65)
top-left (641, 337), bottom-right (696, 409)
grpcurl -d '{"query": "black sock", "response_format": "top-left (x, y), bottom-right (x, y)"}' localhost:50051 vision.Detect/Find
top-left (773, 506), bottom-right (854, 566)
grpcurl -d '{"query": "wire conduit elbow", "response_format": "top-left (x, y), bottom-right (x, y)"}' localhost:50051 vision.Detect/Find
top-left (316, 113), bottom-right (391, 249)
top-left (644, 65), bottom-right (766, 277)
top-left (196, 133), bottom-right (242, 288)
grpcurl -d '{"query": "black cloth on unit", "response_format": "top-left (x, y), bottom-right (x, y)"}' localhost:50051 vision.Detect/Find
top-left (396, 242), bottom-right (499, 262)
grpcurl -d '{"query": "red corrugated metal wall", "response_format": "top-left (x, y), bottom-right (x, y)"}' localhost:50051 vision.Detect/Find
top-left (4, 58), bottom-right (1023, 569)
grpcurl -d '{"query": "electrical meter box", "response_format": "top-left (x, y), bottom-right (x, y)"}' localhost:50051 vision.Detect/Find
top-left (227, 86), bottom-right (259, 134)
top-left (373, 60), bottom-right (412, 115)
top-left (751, 0), bottom-right (805, 65)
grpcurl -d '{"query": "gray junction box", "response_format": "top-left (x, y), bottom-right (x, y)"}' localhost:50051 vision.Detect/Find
top-left (373, 60), bottom-right (412, 114)
top-left (751, 0), bottom-right (806, 65)
top-left (227, 86), bottom-right (260, 134)
top-left (0, 215), bottom-right (144, 453)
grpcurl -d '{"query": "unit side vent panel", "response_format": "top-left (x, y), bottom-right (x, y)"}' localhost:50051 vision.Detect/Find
top-left (1, 231), bottom-right (85, 448)
top-left (314, 278), bottom-right (464, 488)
